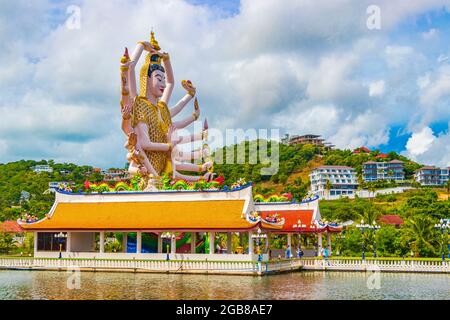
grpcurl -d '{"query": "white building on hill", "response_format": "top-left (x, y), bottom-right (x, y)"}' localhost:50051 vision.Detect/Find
top-left (309, 166), bottom-right (359, 200)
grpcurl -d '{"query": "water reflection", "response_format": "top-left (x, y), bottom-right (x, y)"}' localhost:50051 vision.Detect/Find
top-left (0, 270), bottom-right (448, 300)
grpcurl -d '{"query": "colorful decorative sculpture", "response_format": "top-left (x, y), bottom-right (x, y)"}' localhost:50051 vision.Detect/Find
top-left (119, 31), bottom-right (214, 188)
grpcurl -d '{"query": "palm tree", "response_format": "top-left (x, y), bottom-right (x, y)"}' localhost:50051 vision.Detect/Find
top-left (367, 184), bottom-right (376, 202)
top-left (402, 215), bottom-right (439, 257)
top-left (325, 179), bottom-right (332, 199)
top-left (446, 180), bottom-right (450, 201)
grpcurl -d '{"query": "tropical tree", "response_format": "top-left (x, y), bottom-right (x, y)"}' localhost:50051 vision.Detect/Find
top-left (325, 179), bottom-right (332, 199)
top-left (401, 215), bottom-right (439, 257)
top-left (375, 225), bottom-right (401, 257)
top-left (446, 180), bottom-right (450, 200)
top-left (0, 233), bottom-right (16, 254)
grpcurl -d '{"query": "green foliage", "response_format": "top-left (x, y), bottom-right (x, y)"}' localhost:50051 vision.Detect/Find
top-left (0, 233), bottom-right (16, 253)
top-left (213, 140), bottom-right (320, 188)
top-left (0, 160), bottom-right (95, 222)
top-left (400, 215), bottom-right (440, 257)
top-left (375, 225), bottom-right (402, 257)
top-left (320, 197), bottom-right (383, 223)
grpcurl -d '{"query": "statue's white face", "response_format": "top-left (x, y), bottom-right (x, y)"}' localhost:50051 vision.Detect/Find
top-left (150, 70), bottom-right (166, 98)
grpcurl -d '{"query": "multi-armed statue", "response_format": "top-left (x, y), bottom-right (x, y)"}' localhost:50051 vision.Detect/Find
top-left (119, 32), bottom-right (214, 188)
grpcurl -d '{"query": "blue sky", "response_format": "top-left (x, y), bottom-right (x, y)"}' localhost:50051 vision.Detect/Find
top-left (1, 0), bottom-right (450, 168)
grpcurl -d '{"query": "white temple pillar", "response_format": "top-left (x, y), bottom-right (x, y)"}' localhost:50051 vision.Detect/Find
top-left (171, 235), bottom-right (176, 254)
top-left (248, 231), bottom-right (253, 255)
top-left (136, 231), bottom-right (142, 254)
top-left (227, 232), bottom-right (232, 254)
top-left (327, 232), bottom-right (332, 255)
top-left (34, 232), bottom-right (38, 255)
top-left (122, 232), bottom-right (128, 253)
top-left (191, 232), bottom-right (196, 254)
top-left (209, 231), bottom-right (215, 254)
top-left (157, 233), bottom-right (162, 253)
top-left (287, 233), bottom-right (292, 251)
top-left (99, 231), bottom-right (105, 253)
top-left (66, 232), bottom-right (71, 252)
top-left (318, 232), bottom-right (323, 256)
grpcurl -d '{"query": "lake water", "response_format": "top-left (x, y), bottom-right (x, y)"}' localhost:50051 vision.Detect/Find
top-left (0, 270), bottom-right (449, 300)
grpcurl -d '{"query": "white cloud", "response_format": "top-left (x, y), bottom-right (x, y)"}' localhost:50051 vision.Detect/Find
top-left (385, 45), bottom-right (415, 68)
top-left (369, 80), bottom-right (385, 97)
top-left (403, 125), bottom-right (450, 167)
top-left (422, 28), bottom-right (438, 40)
top-left (419, 64), bottom-right (450, 107)
top-left (272, 104), bottom-right (340, 138)
top-left (329, 111), bottom-right (390, 150)
top-left (405, 126), bottom-right (435, 156)
top-left (417, 73), bottom-right (430, 89)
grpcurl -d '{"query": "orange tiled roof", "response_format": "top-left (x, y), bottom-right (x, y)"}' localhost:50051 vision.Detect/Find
top-left (19, 200), bottom-right (255, 231)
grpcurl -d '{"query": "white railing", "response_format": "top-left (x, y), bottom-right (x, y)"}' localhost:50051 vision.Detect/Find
top-left (300, 258), bottom-right (450, 273)
top-left (5, 258), bottom-right (446, 274)
top-left (0, 258), bottom-right (261, 274)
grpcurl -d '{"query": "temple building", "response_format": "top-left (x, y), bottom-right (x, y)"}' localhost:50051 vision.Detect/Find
top-left (18, 184), bottom-right (342, 261)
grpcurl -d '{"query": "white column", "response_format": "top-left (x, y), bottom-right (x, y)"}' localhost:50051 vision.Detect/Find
top-left (34, 232), bottom-right (39, 255)
top-left (191, 232), bottom-right (196, 254)
top-left (318, 232), bottom-right (323, 256)
top-left (122, 232), bottom-right (128, 253)
top-left (227, 232), bottom-right (232, 254)
top-left (99, 231), bottom-right (105, 253)
top-left (248, 231), bottom-right (253, 255)
top-left (209, 231), bottom-right (215, 254)
top-left (136, 231), bottom-right (142, 253)
top-left (287, 233), bottom-right (292, 250)
top-left (171, 235), bottom-right (176, 254)
top-left (327, 232), bottom-right (332, 255)
top-left (157, 233), bottom-right (162, 253)
top-left (66, 232), bottom-right (71, 253)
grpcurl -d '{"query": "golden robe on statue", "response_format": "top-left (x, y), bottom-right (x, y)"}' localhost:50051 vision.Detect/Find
top-left (131, 96), bottom-right (173, 175)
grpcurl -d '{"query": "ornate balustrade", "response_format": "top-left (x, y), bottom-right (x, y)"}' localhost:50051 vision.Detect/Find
top-left (2, 257), bottom-right (447, 274)
top-left (0, 257), bottom-right (261, 274)
top-left (299, 258), bottom-right (450, 273)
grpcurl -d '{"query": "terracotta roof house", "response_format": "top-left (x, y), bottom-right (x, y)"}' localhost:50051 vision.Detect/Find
top-left (353, 146), bottom-right (371, 154)
top-left (378, 215), bottom-right (404, 228)
top-left (375, 153), bottom-right (388, 159)
top-left (0, 220), bottom-right (24, 233)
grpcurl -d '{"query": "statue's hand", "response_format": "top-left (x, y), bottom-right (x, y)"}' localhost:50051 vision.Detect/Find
top-left (202, 144), bottom-right (211, 158)
top-left (138, 166), bottom-right (148, 176)
top-left (167, 125), bottom-right (181, 150)
top-left (192, 98), bottom-right (200, 120)
top-left (121, 104), bottom-right (132, 120)
top-left (182, 80), bottom-right (196, 97)
top-left (161, 52), bottom-right (170, 62)
top-left (202, 161), bottom-right (213, 172)
top-left (139, 41), bottom-right (161, 55)
top-left (121, 60), bottom-right (136, 70)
